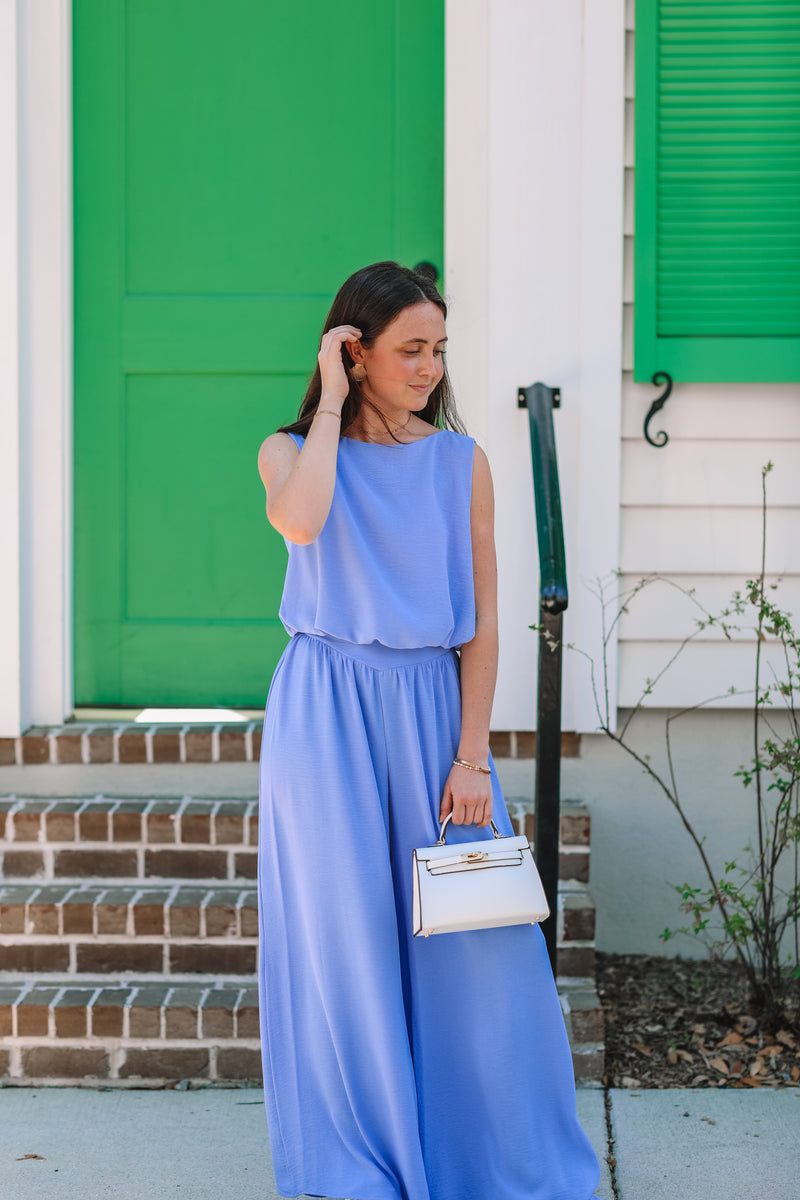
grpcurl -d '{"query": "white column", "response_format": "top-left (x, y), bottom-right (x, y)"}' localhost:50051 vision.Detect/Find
top-left (0, 0), bottom-right (23, 737)
top-left (446, 0), bottom-right (625, 732)
top-left (568, 0), bottom-right (625, 732)
top-left (444, 0), bottom-right (490, 446)
top-left (0, 1), bottom-right (74, 737)
top-left (18, 0), bottom-right (74, 729)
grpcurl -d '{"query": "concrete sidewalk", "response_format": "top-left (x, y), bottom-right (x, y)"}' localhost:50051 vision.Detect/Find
top-left (0, 1085), bottom-right (797, 1199)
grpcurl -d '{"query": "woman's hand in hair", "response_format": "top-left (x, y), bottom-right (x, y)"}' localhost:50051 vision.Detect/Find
top-left (258, 328), bottom-right (360, 544)
top-left (318, 325), bottom-right (362, 406)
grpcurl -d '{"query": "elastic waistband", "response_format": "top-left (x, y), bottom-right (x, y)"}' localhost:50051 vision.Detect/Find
top-left (295, 632), bottom-right (456, 670)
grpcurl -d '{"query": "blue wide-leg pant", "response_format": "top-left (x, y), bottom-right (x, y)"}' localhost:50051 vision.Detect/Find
top-left (258, 633), bottom-right (601, 1200)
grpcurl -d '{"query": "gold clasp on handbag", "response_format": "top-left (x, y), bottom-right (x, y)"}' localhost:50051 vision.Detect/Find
top-left (464, 850), bottom-right (488, 862)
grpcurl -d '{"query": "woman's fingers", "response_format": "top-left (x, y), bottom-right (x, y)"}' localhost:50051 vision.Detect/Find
top-left (320, 325), bottom-right (361, 350)
top-left (451, 799), bottom-right (478, 825)
top-left (475, 799), bottom-right (491, 827)
top-left (440, 766), bottom-right (493, 827)
top-left (317, 326), bottom-right (362, 402)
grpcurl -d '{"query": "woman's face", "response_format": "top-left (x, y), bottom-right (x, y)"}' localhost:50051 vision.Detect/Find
top-left (354, 301), bottom-right (447, 412)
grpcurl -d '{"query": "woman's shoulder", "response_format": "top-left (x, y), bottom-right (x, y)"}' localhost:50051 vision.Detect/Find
top-left (435, 427), bottom-right (477, 462)
top-left (258, 430), bottom-right (303, 460)
top-left (434, 432), bottom-right (490, 486)
top-left (257, 432), bottom-right (302, 488)
top-left (428, 426), bottom-right (474, 447)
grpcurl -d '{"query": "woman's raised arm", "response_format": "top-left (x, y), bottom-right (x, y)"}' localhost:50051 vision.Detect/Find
top-left (257, 325), bottom-right (360, 544)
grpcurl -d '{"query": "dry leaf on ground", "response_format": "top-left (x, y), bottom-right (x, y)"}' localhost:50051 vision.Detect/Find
top-left (597, 953), bottom-right (800, 1090)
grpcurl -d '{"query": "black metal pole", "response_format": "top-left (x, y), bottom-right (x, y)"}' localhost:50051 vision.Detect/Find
top-left (518, 381), bottom-right (567, 977)
top-left (534, 607), bottom-right (563, 974)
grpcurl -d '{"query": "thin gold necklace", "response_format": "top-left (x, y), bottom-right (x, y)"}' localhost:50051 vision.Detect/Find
top-left (364, 410), bottom-right (413, 442)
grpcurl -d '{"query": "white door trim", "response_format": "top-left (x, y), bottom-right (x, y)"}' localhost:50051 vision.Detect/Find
top-left (0, 0), bottom-right (73, 737)
top-left (0, 0), bottom-right (23, 736)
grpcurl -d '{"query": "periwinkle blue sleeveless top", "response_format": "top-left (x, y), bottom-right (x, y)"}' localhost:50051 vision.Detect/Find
top-left (279, 430), bottom-right (476, 650)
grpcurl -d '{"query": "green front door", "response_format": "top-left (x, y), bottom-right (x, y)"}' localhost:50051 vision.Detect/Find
top-left (74, 0), bottom-right (444, 706)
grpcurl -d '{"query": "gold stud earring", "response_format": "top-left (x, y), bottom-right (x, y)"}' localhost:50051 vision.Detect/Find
top-left (350, 363), bottom-right (367, 382)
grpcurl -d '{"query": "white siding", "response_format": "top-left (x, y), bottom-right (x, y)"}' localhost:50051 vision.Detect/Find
top-left (618, 3), bottom-right (800, 712)
top-left (617, 574), bottom-right (800, 641)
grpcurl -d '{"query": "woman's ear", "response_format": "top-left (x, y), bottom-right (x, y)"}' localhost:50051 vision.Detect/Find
top-left (346, 339), bottom-right (366, 365)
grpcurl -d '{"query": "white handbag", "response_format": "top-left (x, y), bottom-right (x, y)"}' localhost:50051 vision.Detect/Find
top-left (412, 813), bottom-right (550, 937)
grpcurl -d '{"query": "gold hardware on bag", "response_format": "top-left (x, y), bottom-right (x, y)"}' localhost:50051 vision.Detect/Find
top-left (464, 851), bottom-right (488, 862)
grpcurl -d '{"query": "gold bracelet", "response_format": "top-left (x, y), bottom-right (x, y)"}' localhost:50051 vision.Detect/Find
top-left (315, 409), bottom-right (342, 419)
top-left (453, 757), bottom-right (491, 776)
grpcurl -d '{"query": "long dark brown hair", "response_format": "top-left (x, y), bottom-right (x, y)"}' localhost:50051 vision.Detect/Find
top-left (278, 261), bottom-right (466, 438)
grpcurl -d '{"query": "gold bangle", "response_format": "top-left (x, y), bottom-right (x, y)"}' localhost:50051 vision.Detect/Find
top-left (315, 409), bottom-right (342, 419)
top-left (453, 757), bottom-right (491, 776)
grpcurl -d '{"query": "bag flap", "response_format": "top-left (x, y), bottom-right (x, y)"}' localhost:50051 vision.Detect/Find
top-left (415, 833), bottom-right (530, 864)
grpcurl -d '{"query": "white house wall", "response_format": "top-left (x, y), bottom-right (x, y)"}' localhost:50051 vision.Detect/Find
top-left (2, 0), bottom-right (796, 740)
top-left (446, 0), bottom-right (626, 733)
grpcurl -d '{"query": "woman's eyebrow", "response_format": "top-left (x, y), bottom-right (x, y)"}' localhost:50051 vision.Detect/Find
top-left (400, 336), bottom-right (449, 345)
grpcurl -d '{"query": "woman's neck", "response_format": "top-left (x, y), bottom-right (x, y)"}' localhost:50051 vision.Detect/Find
top-left (344, 398), bottom-right (417, 443)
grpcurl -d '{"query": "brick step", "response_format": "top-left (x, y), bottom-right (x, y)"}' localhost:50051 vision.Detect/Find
top-left (0, 880), bottom-right (594, 978)
top-left (556, 886), bottom-right (596, 978)
top-left (0, 797), bottom-right (260, 847)
top-left (0, 978), bottom-right (603, 1087)
top-left (0, 722), bottom-right (263, 767)
top-left (0, 796), bottom-right (591, 884)
top-left (0, 723), bottom-right (579, 768)
top-left (0, 978), bottom-right (261, 1085)
top-left (0, 880), bottom-right (591, 944)
top-left (0, 881), bottom-right (257, 977)
top-left (557, 976), bottom-right (605, 1084)
top-left (0, 795), bottom-right (590, 844)
top-left (0, 797), bottom-right (259, 884)
top-left (0, 973), bottom-right (603, 1087)
top-left (0, 882), bottom-right (257, 938)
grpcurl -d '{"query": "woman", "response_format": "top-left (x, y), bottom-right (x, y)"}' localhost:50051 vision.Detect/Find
top-left (257, 261), bottom-right (601, 1200)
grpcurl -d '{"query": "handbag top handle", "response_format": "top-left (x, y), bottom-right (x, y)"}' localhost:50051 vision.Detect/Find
top-left (436, 814), bottom-right (504, 846)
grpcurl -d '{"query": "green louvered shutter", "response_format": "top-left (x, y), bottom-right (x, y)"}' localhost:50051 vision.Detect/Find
top-left (634, 0), bottom-right (800, 382)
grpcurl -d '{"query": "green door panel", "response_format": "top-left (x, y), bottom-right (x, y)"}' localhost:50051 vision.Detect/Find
top-left (124, 375), bottom-right (288, 622)
top-left (74, 0), bottom-right (444, 705)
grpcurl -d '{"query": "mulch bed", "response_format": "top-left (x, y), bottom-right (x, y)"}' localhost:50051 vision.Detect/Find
top-left (596, 952), bottom-right (800, 1090)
